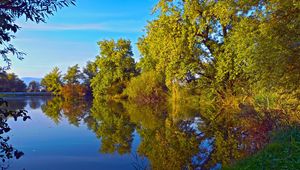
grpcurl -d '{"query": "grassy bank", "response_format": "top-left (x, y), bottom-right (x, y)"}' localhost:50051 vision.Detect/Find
top-left (225, 127), bottom-right (300, 170)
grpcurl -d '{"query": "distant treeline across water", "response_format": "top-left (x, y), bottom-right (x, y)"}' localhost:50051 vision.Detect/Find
top-left (0, 92), bottom-right (52, 97)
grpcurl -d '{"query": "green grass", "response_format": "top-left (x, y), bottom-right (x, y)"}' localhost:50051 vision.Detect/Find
top-left (225, 127), bottom-right (300, 170)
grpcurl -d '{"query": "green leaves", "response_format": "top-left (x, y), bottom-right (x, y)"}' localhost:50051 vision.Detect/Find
top-left (91, 39), bottom-right (137, 99)
top-left (63, 64), bottom-right (82, 85)
top-left (41, 67), bottom-right (63, 95)
top-left (0, 72), bottom-right (27, 92)
top-left (139, 0), bottom-right (299, 99)
top-left (126, 71), bottom-right (167, 104)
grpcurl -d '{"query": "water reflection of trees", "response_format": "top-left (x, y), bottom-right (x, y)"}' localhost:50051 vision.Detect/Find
top-left (28, 97), bottom-right (42, 109)
top-left (41, 97), bottom-right (89, 126)
top-left (3, 98), bottom-right (27, 110)
top-left (0, 98), bottom-right (30, 168)
top-left (87, 100), bottom-right (135, 154)
top-left (40, 97), bottom-right (291, 169)
top-left (41, 97), bottom-right (63, 124)
top-left (125, 102), bottom-right (203, 170)
top-left (4, 97), bottom-right (48, 111)
top-left (61, 99), bottom-right (89, 126)
top-left (197, 103), bottom-right (290, 169)
top-left (125, 100), bottom-right (289, 169)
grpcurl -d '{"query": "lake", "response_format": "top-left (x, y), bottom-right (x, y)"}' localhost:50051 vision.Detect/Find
top-left (2, 96), bottom-right (279, 170)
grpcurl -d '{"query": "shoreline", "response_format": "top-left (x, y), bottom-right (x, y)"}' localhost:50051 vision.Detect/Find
top-left (0, 92), bottom-right (53, 97)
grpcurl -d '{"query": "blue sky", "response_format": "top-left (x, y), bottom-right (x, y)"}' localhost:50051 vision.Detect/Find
top-left (9, 0), bottom-right (157, 78)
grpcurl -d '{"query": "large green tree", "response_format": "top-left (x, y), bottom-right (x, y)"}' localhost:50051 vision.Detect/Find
top-left (222, 0), bottom-right (300, 93)
top-left (83, 61), bottom-right (97, 86)
top-left (63, 64), bottom-right (82, 85)
top-left (82, 61), bottom-right (97, 96)
top-left (139, 0), bottom-right (299, 98)
top-left (91, 39), bottom-right (137, 99)
top-left (41, 67), bottom-right (63, 95)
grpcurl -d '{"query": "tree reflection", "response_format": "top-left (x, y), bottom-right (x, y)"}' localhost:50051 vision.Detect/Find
top-left (126, 102), bottom-right (202, 170)
top-left (3, 98), bottom-right (26, 111)
top-left (125, 103), bottom-right (167, 130)
top-left (41, 97), bottom-right (89, 126)
top-left (39, 96), bottom-right (293, 169)
top-left (197, 102), bottom-right (290, 169)
top-left (61, 99), bottom-right (89, 126)
top-left (41, 97), bottom-right (63, 124)
top-left (87, 100), bottom-right (135, 155)
top-left (124, 99), bottom-right (290, 169)
top-left (0, 98), bottom-right (30, 168)
top-left (28, 97), bottom-right (42, 110)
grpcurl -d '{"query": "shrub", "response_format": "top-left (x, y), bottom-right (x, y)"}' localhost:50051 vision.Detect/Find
top-left (125, 71), bottom-right (167, 104)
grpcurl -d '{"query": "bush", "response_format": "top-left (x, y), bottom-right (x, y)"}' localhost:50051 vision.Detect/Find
top-left (125, 71), bottom-right (167, 104)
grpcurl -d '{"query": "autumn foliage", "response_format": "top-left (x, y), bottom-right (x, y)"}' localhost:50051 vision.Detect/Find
top-left (61, 84), bottom-right (86, 101)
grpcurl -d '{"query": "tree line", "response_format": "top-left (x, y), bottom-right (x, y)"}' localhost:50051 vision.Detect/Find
top-left (0, 71), bottom-right (41, 92)
top-left (43, 0), bottom-right (299, 109)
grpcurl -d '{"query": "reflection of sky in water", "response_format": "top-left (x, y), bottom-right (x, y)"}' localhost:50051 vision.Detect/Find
top-left (6, 97), bottom-right (144, 170)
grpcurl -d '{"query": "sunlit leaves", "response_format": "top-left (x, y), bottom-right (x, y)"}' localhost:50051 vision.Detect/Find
top-left (91, 39), bottom-right (137, 99)
top-left (41, 67), bottom-right (63, 95)
top-left (63, 64), bottom-right (82, 85)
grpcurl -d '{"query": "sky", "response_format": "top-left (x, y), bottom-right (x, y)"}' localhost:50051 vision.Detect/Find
top-left (8, 0), bottom-right (157, 78)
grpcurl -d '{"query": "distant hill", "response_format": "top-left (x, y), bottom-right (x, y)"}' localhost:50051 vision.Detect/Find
top-left (21, 77), bottom-right (42, 85)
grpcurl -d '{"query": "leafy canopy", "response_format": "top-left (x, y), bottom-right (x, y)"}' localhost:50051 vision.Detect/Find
top-left (63, 64), bottom-right (82, 85)
top-left (138, 0), bottom-right (300, 98)
top-left (41, 67), bottom-right (63, 95)
top-left (91, 39), bottom-right (137, 98)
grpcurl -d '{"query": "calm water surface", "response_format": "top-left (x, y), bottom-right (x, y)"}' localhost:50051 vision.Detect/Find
top-left (2, 96), bottom-right (277, 170)
top-left (5, 97), bottom-right (145, 170)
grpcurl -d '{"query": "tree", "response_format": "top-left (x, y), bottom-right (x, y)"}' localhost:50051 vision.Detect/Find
top-left (137, 9), bottom-right (202, 89)
top-left (90, 39), bottom-right (137, 99)
top-left (41, 67), bottom-right (62, 95)
top-left (0, 72), bottom-right (26, 92)
top-left (61, 64), bottom-right (87, 100)
top-left (27, 81), bottom-right (40, 92)
top-left (82, 61), bottom-right (97, 97)
top-left (0, 0), bottom-right (76, 70)
top-left (83, 61), bottom-right (97, 86)
top-left (61, 84), bottom-right (86, 101)
top-left (63, 64), bottom-right (82, 85)
top-left (139, 0), bottom-right (299, 99)
top-left (223, 0), bottom-right (300, 93)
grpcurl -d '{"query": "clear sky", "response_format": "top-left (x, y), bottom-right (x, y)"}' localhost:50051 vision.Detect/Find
top-left (9, 0), bottom-right (157, 78)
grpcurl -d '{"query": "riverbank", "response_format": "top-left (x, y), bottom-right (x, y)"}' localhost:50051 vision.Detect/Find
top-left (225, 127), bottom-right (300, 170)
top-left (0, 92), bottom-right (53, 97)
